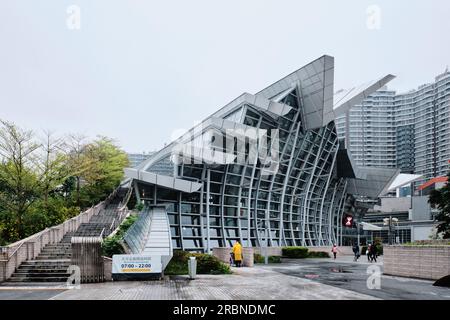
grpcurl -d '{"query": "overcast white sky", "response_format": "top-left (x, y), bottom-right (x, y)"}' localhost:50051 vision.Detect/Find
top-left (0, 0), bottom-right (449, 152)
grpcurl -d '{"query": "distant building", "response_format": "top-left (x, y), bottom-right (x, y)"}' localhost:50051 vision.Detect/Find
top-left (128, 151), bottom-right (174, 176)
top-left (336, 69), bottom-right (450, 186)
top-left (335, 88), bottom-right (397, 169)
top-left (127, 152), bottom-right (154, 168)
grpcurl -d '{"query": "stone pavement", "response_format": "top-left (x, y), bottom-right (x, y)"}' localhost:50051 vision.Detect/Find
top-left (2, 256), bottom-right (449, 300)
top-left (48, 267), bottom-right (376, 300)
top-left (267, 257), bottom-right (450, 300)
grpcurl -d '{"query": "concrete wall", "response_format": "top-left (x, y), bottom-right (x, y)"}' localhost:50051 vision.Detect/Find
top-left (374, 197), bottom-right (411, 213)
top-left (411, 196), bottom-right (432, 221)
top-left (384, 245), bottom-right (450, 280)
top-left (411, 225), bottom-right (434, 241)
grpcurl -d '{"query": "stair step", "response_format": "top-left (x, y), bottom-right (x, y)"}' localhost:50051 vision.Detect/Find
top-left (23, 260), bottom-right (71, 264)
top-left (16, 268), bottom-right (70, 273)
top-left (11, 272), bottom-right (70, 278)
top-left (8, 277), bottom-right (70, 282)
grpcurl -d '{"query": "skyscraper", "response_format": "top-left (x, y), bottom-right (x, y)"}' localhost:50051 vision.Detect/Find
top-left (335, 88), bottom-right (397, 169)
top-left (336, 69), bottom-right (450, 185)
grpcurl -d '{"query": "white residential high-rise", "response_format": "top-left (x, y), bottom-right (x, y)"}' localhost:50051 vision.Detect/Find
top-left (336, 69), bottom-right (450, 184)
top-left (335, 88), bottom-right (397, 169)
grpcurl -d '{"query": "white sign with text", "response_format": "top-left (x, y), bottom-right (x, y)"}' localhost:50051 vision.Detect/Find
top-left (112, 254), bottom-right (162, 274)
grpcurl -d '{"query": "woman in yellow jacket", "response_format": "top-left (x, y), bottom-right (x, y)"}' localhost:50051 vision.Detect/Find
top-left (232, 241), bottom-right (243, 267)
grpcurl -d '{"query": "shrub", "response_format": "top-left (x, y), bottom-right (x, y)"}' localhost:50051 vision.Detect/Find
top-left (375, 244), bottom-right (383, 255)
top-left (101, 214), bottom-right (138, 257)
top-left (191, 253), bottom-right (232, 275)
top-left (165, 251), bottom-right (231, 275)
top-left (102, 235), bottom-right (125, 257)
top-left (254, 254), bottom-right (282, 263)
top-left (115, 214), bottom-right (138, 238)
top-left (307, 251), bottom-right (330, 258)
top-left (254, 253), bottom-right (264, 264)
top-left (268, 256), bottom-right (282, 263)
top-left (371, 238), bottom-right (384, 256)
top-left (281, 246), bottom-right (309, 258)
top-left (164, 250), bottom-right (190, 275)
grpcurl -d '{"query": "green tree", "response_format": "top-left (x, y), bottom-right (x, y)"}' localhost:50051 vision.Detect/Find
top-left (64, 134), bottom-right (92, 207)
top-left (0, 120), bottom-right (41, 240)
top-left (0, 120), bottom-right (129, 244)
top-left (429, 171), bottom-right (450, 239)
top-left (79, 136), bottom-right (129, 206)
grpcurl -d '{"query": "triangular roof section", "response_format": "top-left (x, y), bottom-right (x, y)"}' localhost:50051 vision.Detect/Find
top-left (333, 74), bottom-right (396, 117)
top-left (256, 55), bottom-right (335, 130)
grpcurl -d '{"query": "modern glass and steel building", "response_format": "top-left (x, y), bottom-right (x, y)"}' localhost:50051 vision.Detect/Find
top-left (336, 69), bottom-right (450, 184)
top-left (125, 55), bottom-right (400, 251)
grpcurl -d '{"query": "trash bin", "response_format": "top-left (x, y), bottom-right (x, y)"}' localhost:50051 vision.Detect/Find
top-left (188, 256), bottom-right (197, 279)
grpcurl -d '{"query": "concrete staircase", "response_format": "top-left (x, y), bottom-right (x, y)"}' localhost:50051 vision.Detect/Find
top-left (6, 188), bottom-right (129, 283)
top-left (8, 233), bottom-right (74, 282)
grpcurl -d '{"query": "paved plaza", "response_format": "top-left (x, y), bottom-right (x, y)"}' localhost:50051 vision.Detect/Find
top-left (1, 257), bottom-right (449, 300)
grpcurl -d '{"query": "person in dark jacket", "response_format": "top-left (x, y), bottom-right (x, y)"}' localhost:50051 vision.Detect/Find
top-left (352, 243), bottom-right (360, 261)
top-left (369, 243), bottom-right (377, 262)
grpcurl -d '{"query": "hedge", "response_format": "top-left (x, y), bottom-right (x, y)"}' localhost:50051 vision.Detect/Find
top-left (254, 253), bottom-right (282, 263)
top-left (307, 251), bottom-right (330, 258)
top-left (281, 246), bottom-right (309, 258)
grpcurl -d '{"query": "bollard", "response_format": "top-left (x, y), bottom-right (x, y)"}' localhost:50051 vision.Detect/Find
top-left (188, 256), bottom-right (197, 280)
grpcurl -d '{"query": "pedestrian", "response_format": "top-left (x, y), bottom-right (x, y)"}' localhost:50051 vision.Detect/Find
top-left (331, 244), bottom-right (338, 260)
top-left (370, 243), bottom-right (377, 263)
top-left (232, 240), bottom-right (243, 267)
top-left (352, 243), bottom-right (360, 261)
top-left (366, 244), bottom-right (372, 262)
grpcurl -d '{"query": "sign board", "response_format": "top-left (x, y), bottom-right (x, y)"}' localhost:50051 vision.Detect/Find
top-left (112, 254), bottom-right (162, 274)
top-left (343, 215), bottom-right (353, 227)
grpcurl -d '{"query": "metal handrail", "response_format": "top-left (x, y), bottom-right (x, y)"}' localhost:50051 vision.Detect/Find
top-left (100, 227), bottom-right (106, 239)
top-left (7, 242), bottom-right (25, 260)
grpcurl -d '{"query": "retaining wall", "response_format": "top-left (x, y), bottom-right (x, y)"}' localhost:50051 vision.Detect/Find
top-left (383, 245), bottom-right (450, 280)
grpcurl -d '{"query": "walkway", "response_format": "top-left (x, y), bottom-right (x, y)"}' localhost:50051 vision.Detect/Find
top-left (1, 257), bottom-right (449, 300)
top-left (48, 267), bottom-right (374, 300)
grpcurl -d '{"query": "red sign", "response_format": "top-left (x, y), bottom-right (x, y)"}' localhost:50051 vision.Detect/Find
top-left (343, 215), bottom-right (353, 227)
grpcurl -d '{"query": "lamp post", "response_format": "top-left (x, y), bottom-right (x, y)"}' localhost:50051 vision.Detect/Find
top-left (257, 218), bottom-right (269, 265)
top-left (383, 216), bottom-right (399, 244)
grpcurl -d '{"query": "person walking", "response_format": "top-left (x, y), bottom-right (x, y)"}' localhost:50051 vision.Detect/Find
top-left (331, 244), bottom-right (338, 260)
top-left (232, 241), bottom-right (243, 267)
top-left (370, 243), bottom-right (377, 263)
top-left (366, 244), bottom-right (372, 262)
top-left (352, 243), bottom-right (360, 261)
